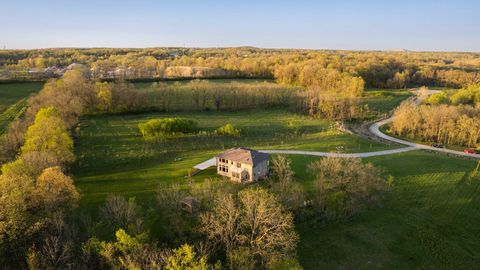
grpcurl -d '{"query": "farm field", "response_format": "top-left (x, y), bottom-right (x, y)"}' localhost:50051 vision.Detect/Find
top-left (72, 109), bottom-right (393, 208)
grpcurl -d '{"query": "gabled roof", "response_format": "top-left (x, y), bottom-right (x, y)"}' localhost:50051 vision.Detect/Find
top-left (217, 147), bottom-right (269, 166)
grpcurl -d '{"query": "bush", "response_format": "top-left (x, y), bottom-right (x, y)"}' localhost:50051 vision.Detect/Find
top-left (139, 118), bottom-right (198, 138)
top-left (215, 123), bottom-right (241, 137)
top-left (426, 92), bottom-right (449, 104)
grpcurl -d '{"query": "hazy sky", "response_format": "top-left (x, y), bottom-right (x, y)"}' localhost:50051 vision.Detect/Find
top-left (1, 0), bottom-right (479, 51)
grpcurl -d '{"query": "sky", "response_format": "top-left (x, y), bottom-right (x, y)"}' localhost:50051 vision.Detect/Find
top-left (1, 0), bottom-right (479, 52)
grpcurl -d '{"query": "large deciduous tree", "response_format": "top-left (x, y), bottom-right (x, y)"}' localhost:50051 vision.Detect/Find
top-left (200, 188), bottom-right (298, 268)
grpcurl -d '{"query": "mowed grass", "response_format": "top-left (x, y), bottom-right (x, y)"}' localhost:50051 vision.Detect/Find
top-left (0, 82), bottom-right (43, 134)
top-left (289, 151), bottom-right (480, 269)
top-left (72, 109), bottom-right (390, 209)
top-left (0, 82), bottom-right (43, 113)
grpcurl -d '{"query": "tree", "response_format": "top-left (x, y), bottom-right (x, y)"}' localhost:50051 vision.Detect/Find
top-left (33, 167), bottom-right (79, 212)
top-left (308, 157), bottom-right (387, 220)
top-left (99, 194), bottom-right (142, 234)
top-left (95, 82), bottom-right (113, 112)
top-left (200, 188), bottom-right (298, 268)
top-left (166, 244), bottom-right (213, 270)
top-left (269, 156), bottom-right (304, 214)
top-left (21, 107), bottom-right (74, 166)
top-left (0, 166), bottom-right (78, 266)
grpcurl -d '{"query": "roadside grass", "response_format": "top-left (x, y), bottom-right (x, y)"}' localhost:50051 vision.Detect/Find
top-left (290, 151), bottom-right (480, 269)
top-left (72, 109), bottom-right (390, 209)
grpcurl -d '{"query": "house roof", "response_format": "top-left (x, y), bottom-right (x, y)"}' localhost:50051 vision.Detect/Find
top-left (217, 147), bottom-right (269, 166)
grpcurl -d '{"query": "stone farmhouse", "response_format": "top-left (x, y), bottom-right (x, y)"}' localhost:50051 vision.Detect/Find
top-left (216, 147), bottom-right (269, 183)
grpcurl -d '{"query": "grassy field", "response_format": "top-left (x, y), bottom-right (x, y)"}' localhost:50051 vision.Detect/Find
top-left (72, 109), bottom-right (391, 208)
top-left (70, 81), bottom-right (480, 268)
top-left (0, 82), bottom-right (43, 134)
top-left (362, 89), bottom-right (412, 117)
top-left (0, 82), bottom-right (43, 113)
top-left (291, 151), bottom-right (480, 269)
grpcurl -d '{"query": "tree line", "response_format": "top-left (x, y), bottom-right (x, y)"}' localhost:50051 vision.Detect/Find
top-left (1, 47), bottom-right (480, 89)
top-left (391, 102), bottom-right (480, 147)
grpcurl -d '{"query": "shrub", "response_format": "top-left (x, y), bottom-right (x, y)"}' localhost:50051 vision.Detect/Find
top-left (139, 118), bottom-right (198, 138)
top-left (426, 92), bottom-right (449, 104)
top-left (215, 123), bottom-right (241, 137)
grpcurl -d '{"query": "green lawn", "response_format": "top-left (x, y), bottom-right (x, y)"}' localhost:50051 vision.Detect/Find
top-left (72, 109), bottom-right (390, 208)
top-left (291, 151), bottom-right (480, 269)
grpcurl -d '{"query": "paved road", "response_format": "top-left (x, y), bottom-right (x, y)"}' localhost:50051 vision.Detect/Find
top-left (369, 117), bottom-right (480, 159)
top-left (193, 89), bottom-right (479, 170)
top-left (193, 147), bottom-right (419, 170)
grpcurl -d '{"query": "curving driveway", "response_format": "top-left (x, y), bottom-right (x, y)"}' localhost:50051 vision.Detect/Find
top-left (369, 118), bottom-right (480, 159)
top-left (193, 89), bottom-right (479, 170)
top-left (193, 147), bottom-right (418, 170)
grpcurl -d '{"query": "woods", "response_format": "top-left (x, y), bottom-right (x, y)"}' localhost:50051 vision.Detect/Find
top-left (391, 102), bottom-right (480, 147)
top-left (2, 48), bottom-right (480, 90)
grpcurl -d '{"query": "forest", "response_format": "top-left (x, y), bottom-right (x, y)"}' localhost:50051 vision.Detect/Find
top-left (1, 47), bottom-right (480, 89)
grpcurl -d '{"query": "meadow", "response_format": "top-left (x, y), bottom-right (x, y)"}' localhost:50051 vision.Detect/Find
top-left (361, 89), bottom-right (412, 117)
top-left (72, 107), bottom-right (480, 268)
top-left (72, 109), bottom-right (392, 208)
top-left (4, 79), bottom-right (474, 268)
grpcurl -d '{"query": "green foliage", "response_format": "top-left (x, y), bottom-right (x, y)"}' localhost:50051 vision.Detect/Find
top-left (166, 244), bottom-right (212, 270)
top-left (227, 247), bottom-right (255, 270)
top-left (21, 107), bottom-right (74, 164)
top-left (215, 123), bottom-right (241, 137)
top-left (448, 84), bottom-right (480, 105)
top-left (95, 82), bottom-right (113, 112)
top-left (308, 157), bottom-right (388, 220)
top-left (139, 117), bottom-right (198, 139)
top-left (425, 91), bottom-right (449, 104)
top-left (267, 257), bottom-right (303, 270)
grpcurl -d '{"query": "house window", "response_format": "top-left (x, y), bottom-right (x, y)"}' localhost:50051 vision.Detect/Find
top-left (237, 162), bottom-right (241, 168)
top-left (219, 165), bottom-right (228, 173)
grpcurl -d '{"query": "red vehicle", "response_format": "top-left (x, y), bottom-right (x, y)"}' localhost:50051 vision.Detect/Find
top-left (464, 149), bottom-right (476, 154)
